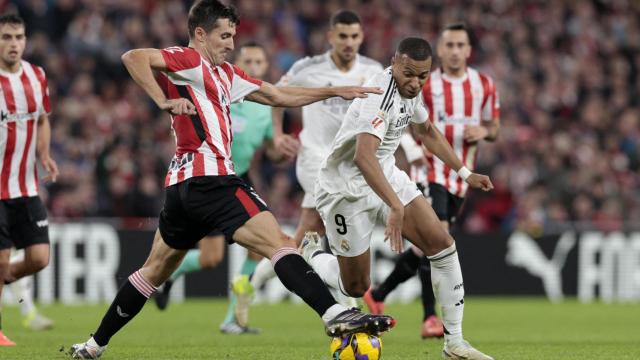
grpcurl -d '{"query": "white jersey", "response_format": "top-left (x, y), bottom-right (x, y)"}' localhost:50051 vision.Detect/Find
top-left (318, 67), bottom-right (428, 199)
top-left (277, 51), bottom-right (383, 155)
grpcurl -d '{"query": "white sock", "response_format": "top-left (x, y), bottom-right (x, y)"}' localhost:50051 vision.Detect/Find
top-left (428, 243), bottom-right (464, 344)
top-left (10, 276), bottom-right (36, 316)
top-left (250, 258), bottom-right (276, 289)
top-left (321, 303), bottom-right (347, 324)
top-left (87, 337), bottom-right (101, 348)
top-left (309, 252), bottom-right (343, 292)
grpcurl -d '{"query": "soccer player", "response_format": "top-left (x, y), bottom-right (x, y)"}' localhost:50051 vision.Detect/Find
top-left (363, 23), bottom-right (500, 339)
top-left (152, 41), bottom-right (294, 334)
top-left (0, 14), bottom-right (58, 345)
top-left (68, 2), bottom-right (393, 358)
top-left (244, 9), bottom-right (383, 311)
top-left (300, 37), bottom-right (494, 359)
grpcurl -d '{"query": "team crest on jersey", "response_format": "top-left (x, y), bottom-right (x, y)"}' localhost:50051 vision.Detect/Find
top-left (340, 239), bottom-right (350, 252)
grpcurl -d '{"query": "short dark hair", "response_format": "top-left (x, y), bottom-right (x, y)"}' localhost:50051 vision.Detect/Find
top-left (397, 37), bottom-right (432, 61)
top-left (443, 22), bottom-right (468, 33)
top-left (188, 0), bottom-right (239, 38)
top-left (0, 13), bottom-right (25, 28)
top-left (330, 10), bottom-right (361, 27)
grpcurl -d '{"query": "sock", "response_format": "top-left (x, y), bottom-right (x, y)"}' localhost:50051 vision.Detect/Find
top-left (223, 258), bottom-right (258, 325)
top-left (308, 251), bottom-right (344, 294)
top-left (92, 270), bottom-right (157, 346)
top-left (169, 250), bottom-right (202, 282)
top-left (10, 276), bottom-right (36, 316)
top-left (428, 244), bottom-right (464, 343)
top-left (271, 248), bottom-right (339, 319)
top-left (250, 258), bottom-right (276, 289)
top-left (371, 248), bottom-right (420, 301)
top-left (418, 256), bottom-right (436, 320)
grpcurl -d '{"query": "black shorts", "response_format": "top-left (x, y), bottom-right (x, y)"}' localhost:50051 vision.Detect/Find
top-left (206, 172), bottom-right (252, 238)
top-left (0, 196), bottom-right (50, 250)
top-left (427, 183), bottom-right (465, 224)
top-left (159, 175), bottom-right (268, 250)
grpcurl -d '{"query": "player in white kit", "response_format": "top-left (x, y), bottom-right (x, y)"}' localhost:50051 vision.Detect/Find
top-left (301, 37), bottom-right (494, 360)
top-left (240, 10), bottom-right (382, 311)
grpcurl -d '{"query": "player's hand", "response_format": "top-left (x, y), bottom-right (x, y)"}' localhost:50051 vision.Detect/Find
top-left (40, 156), bottom-right (58, 183)
top-left (334, 86), bottom-right (383, 100)
top-left (159, 98), bottom-right (197, 116)
top-left (466, 173), bottom-right (493, 191)
top-left (274, 134), bottom-right (300, 160)
top-left (463, 125), bottom-right (488, 143)
top-left (384, 206), bottom-right (404, 254)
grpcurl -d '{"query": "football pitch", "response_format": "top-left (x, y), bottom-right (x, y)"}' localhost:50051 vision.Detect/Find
top-left (1, 297), bottom-right (639, 359)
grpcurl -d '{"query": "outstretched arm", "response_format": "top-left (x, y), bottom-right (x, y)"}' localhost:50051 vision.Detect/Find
top-left (121, 48), bottom-right (196, 115)
top-left (412, 121), bottom-right (493, 191)
top-left (246, 82), bottom-right (382, 108)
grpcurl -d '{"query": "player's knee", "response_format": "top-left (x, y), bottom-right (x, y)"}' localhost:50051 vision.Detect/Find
top-left (199, 252), bottom-right (223, 268)
top-left (343, 278), bottom-right (370, 298)
top-left (29, 255), bottom-right (49, 272)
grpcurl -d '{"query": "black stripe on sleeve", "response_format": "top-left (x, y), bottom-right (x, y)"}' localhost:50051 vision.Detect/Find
top-left (379, 78), bottom-right (395, 111)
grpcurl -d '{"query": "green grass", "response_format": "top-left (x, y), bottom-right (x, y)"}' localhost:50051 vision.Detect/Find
top-left (1, 297), bottom-right (639, 359)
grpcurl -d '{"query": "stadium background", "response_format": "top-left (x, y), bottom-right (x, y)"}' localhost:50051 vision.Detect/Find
top-left (2, 0), bottom-right (639, 305)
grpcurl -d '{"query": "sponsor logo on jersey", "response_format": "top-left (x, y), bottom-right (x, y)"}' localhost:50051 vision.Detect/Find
top-left (0, 111), bottom-right (38, 123)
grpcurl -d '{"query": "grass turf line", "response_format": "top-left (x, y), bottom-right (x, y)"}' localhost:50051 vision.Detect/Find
top-left (0, 297), bottom-right (639, 359)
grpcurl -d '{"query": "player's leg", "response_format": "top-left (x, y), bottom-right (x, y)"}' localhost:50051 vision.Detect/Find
top-left (69, 230), bottom-right (188, 358)
top-left (249, 167), bottom-right (326, 292)
top-left (0, 247), bottom-right (16, 346)
top-left (5, 197), bottom-right (51, 283)
top-left (0, 200), bottom-right (15, 345)
top-left (402, 196), bottom-right (492, 359)
top-left (223, 248), bottom-right (261, 332)
top-left (8, 250), bottom-right (54, 330)
top-left (364, 246), bottom-right (422, 314)
top-left (233, 210), bottom-right (393, 336)
top-left (5, 243), bottom-right (49, 282)
top-left (155, 234), bottom-right (225, 310)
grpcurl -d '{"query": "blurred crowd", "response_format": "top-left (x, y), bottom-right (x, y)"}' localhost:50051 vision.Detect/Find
top-left (5, 0), bottom-right (640, 234)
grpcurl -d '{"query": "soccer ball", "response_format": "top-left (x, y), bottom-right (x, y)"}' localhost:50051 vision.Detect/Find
top-left (330, 332), bottom-right (383, 360)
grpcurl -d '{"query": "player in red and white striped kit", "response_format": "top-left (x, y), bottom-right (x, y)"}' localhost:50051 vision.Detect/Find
top-left (0, 14), bottom-right (58, 346)
top-left (69, 2), bottom-right (394, 358)
top-left (364, 23), bottom-right (500, 340)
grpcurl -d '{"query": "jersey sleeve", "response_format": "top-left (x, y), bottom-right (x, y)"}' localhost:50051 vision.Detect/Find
top-left (275, 57), bottom-right (310, 86)
top-left (160, 46), bottom-right (201, 73)
top-left (481, 77), bottom-right (500, 122)
top-left (230, 64), bottom-right (263, 103)
top-left (411, 93), bottom-right (429, 124)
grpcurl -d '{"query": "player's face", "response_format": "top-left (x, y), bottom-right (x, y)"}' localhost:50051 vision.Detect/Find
top-left (328, 23), bottom-right (363, 63)
top-left (199, 18), bottom-right (236, 65)
top-left (392, 54), bottom-right (431, 99)
top-left (235, 47), bottom-right (268, 79)
top-left (0, 24), bottom-right (26, 67)
top-left (437, 30), bottom-right (471, 72)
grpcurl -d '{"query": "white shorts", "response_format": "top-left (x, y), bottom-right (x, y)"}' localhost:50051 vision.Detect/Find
top-left (315, 166), bottom-right (422, 257)
top-left (296, 149), bottom-right (325, 209)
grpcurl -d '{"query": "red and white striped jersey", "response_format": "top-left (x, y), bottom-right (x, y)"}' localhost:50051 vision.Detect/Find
top-left (158, 47), bottom-right (262, 187)
top-left (0, 60), bottom-right (50, 200)
top-left (411, 67), bottom-right (499, 198)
